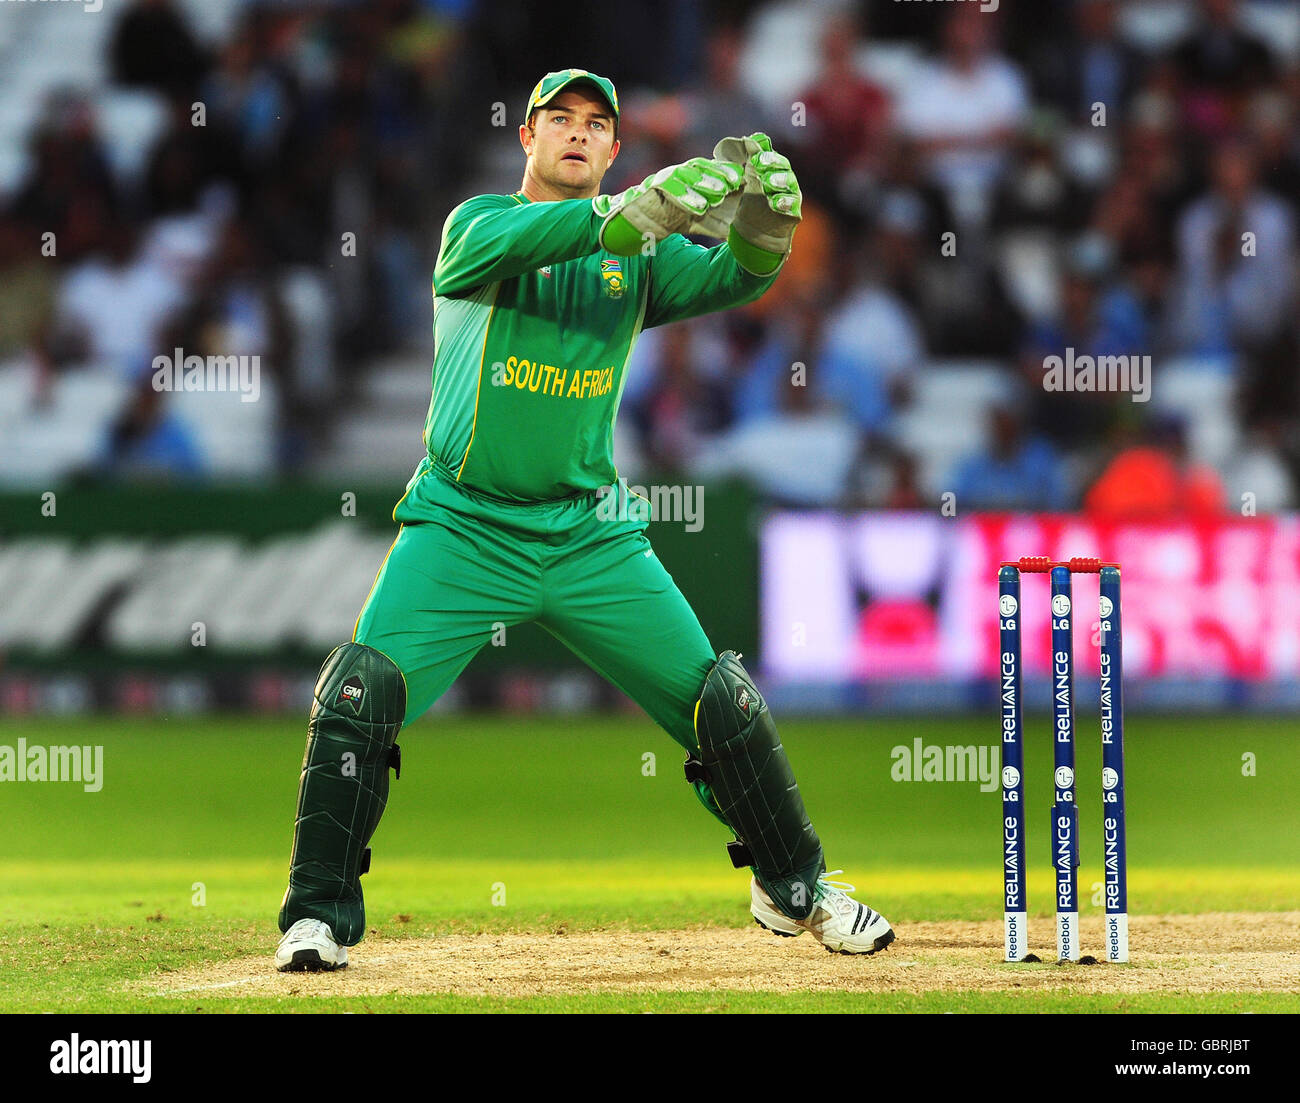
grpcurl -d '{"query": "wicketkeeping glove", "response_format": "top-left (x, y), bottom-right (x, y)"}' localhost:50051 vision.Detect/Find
top-left (712, 132), bottom-right (802, 274)
top-left (594, 157), bottom-right (746, 256)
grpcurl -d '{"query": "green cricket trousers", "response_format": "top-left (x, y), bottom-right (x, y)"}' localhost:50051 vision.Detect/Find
top-left (354, 458), bottom-right (717, 750)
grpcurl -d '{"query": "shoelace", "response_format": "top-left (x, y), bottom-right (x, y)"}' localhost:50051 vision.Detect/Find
top-left (285, 918), bottom-right (327, 938)
top-left (813, 869), bottom-right (858, 901)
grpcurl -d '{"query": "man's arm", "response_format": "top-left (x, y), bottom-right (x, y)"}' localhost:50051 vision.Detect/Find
top-left (433, 195), bottom-right (602, 297)
top-left (643, 234), bottom-right (780, 329)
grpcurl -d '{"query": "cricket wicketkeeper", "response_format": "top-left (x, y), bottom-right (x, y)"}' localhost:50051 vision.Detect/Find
top-left (275, 68), bottom-right (895, 970)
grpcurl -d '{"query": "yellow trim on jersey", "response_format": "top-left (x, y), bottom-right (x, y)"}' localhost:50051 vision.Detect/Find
top-left (352, 526), bottom-right (403, 642)
top-left (609, 277), bottom-right (652, 511)
top-left (391, 465), bottom-right (428, 523)
top-left (454, 283), bottom-right (502, 481)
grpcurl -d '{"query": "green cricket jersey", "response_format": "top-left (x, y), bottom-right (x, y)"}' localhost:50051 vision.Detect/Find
top-left (400, 192), bottom-right (780, 507)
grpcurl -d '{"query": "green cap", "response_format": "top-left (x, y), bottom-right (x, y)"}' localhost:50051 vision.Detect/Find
top-left (525, 69), bottom-right (620, 126)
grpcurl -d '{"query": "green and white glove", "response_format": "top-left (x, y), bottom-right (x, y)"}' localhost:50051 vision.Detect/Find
top-left (712, 132), bottom-right (802, 274)
top-left (594, 157), bottom-right (745, 256)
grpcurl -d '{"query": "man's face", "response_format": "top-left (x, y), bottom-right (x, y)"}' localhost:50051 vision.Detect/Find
top-left (520, 88), bottom-right (619, 197)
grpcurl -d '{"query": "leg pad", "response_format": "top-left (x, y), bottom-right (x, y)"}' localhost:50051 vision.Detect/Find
top-left (278, 643), bottom-right (406, 945)
top-left (694, 651), bottom-right (824, 919)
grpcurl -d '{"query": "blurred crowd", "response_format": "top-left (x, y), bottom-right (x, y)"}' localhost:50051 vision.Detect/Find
top-left (2, 0), bottom-right (1299, 514)
top-left (617, 0), bottom-right (1300, 515)
top-left (2, 0), bottom-right (477, 470)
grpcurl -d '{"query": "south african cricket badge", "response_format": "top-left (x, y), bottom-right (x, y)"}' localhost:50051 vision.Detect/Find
top-left (600, 257), bottom-right (625, 299)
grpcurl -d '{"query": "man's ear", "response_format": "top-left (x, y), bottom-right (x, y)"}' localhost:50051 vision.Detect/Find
top-left (519, 124), bottom-right (533, 156)
top-left (606, 138), bottom-right (620, 168)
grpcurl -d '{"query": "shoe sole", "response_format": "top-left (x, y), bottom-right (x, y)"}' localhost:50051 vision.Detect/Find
top-left (754, 915), bottom-right (896, 955)
top-left (823, 927), bottom-right (896, 955)
top-left (276, 948), bottom-right (347, 973)
top-left (753, 915), bottom-right (801, 938)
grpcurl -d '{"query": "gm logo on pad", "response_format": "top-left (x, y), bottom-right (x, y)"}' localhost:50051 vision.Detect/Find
top-left (735, 685), bottom-right (762, 719)
top-left (336, 676), bottom-right (366, 713)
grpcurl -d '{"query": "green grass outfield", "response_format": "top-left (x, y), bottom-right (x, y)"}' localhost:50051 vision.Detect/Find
top-left (1, 713), bottom-right (1297, 1013)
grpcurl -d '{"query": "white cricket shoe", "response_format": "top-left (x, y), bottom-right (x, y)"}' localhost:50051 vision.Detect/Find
top-left (275, 918), bottom-right (348, 972)
top-left (751, 870), bottom-right (895, 955)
